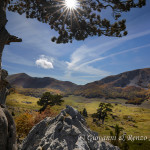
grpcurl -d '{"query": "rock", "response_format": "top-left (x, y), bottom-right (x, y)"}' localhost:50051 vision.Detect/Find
top-left (0, 69), bottom-right (10, 105)
top-left (20, 105), bottom-right (120, 150)
top-left (0, 69), bottom-right (17, 150)
top-left (1, 69), bottom-right (8, 80)
top-left (0, 105), bottom-right (17, 150)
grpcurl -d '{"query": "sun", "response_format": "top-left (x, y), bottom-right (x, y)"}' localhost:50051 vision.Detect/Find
top-left (65, 0), bottom-right (78, 10)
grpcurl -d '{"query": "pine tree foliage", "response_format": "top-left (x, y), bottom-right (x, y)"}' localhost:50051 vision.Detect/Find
top-left (7, 0), bottom-right (146, 43)
top-left (37, 92), bottom-right (64, 112)
top-left (92, 102), bottom-right (113, 124)
top-left (82, 108), bottom-right (88, 117)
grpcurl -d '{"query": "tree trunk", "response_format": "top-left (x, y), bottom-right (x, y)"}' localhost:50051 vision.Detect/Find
top-left (0, 0), bottom-right (10, 80)
top-left (0, 0), bottom-right (10, 106)
top-left (0, 1), bottom-right (18, 150)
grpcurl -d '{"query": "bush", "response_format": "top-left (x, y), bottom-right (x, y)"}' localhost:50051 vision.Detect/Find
top-left (34, 106), bottom-right (57, 124)
top-left (15, 113), bottom-right (34, 138)
top-left (15, 106), bottom-right (57, 138)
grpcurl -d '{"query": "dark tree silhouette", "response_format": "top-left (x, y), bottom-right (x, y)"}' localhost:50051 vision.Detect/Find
top-left (92, 103), bottom-right (113, 124)
top-left (82, 108), bottom-right (88, 117)
top-left (37, 92), bottom-right (64, 112)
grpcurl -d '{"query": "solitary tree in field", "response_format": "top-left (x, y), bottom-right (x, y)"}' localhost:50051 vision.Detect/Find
top-left (82, 108), bottom-right (88, 117)
top-left (0, 0), bottom-right (146, 79)
top-left (37, 92), bottom-right (64, 112)
top-left (93, 103), bottom-right (113, 124)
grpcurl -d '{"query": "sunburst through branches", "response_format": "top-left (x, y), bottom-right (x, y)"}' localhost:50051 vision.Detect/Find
top-left (65, 0), bottom-right (78, 10)
top-left (8, 0), bottom-right (146, 43)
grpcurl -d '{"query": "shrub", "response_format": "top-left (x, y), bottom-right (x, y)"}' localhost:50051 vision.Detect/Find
top-left (15, 106), bottom-right (57, 139)
top-left (15, 113), bottom-right (34, 138)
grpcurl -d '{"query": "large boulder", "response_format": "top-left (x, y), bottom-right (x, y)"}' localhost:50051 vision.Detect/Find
top-left (0, 105), bottom-right (17, 150)
top-left (20, 106), bottom-right (119, 150)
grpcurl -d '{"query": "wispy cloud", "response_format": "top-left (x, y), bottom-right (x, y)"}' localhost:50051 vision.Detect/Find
top-left (66, 30), bottom-right (150, 78)
top-left (5, 7), bottom-right (150, 85)
top-left (35, 55), bottom-right (54, 69)
top-left (78, 44), bottom-right (150, 68)
top-left (6, 11), bottom-right (72, 57)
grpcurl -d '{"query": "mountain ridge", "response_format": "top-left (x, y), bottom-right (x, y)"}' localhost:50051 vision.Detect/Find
top-left (7, 68), bottom-right (150, 89)
top-left (7, 68), bottom-right (150, 104)
top-left (7, 73), bottom-right (78, 92)
top-left (84, 68), bottom-right (150, 88)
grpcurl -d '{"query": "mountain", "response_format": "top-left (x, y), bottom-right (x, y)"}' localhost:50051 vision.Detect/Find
top-left (81, 68), bottom-right (150, 89)
top-left (8, 68), bottom-right (150, 89)
top-left (7, 68), bottom-right (150, 104)
top-left (7, 73), bottom-right (78, 92)
top-left (73, 68), bottom-right (150, 104)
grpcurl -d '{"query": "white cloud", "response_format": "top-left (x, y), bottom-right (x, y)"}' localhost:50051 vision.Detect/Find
top-left (35, 55), bottom-right (54, 69)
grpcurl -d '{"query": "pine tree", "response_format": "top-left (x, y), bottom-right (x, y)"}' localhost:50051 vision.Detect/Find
top-left (82, 108), bottom-right (88, 117)
top-left (37, 92), bottom-right (64, 112)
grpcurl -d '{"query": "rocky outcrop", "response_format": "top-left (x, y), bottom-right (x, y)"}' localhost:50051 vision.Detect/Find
top-left (0, 69), bottom-right (10, 105)
top-left (0, 104), bottom-right (17, 150)
top-left (20, 105), bottom-right (119, 150)
top-left (0, 69), bottom-right (17, 150)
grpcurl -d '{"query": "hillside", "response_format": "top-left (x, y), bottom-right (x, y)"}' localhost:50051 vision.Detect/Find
top-left (7, 68), bottom-right (150, 89)
top-left (7, 68), bottom-right (150, 104)
top-left (83, 68), bottom-right (150, 89)
top-left (7, 73), bottom-right (78, 92)
top-left (73, 68), bottom-right (150, 104)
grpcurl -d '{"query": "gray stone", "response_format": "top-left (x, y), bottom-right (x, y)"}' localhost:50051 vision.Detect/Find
top-left (0, 69), bottom-right (10, 105)
top-left (20, 105), bottom-right (120, 150)
top-left (0, 105), bottom-right (17, 150)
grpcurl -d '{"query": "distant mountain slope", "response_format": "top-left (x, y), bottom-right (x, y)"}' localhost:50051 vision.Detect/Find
top-left (7, 68), bottom-right (150, 102)
top-left (7, 68), bottom-right (150, 91)
top-left (83, 68), bottom-right (150, 89)
top-left (73, 68), bottom-right (150, 104)
top-left (7, 73), bottom-right (78, 92)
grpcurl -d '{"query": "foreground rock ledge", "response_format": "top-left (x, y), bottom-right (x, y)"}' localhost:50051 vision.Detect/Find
top-left (0, 105), bottom-right (17, 150)
top-left (20, 105), bottom-right (119, 150)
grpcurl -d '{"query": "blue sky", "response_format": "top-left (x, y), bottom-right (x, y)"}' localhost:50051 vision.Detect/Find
top-left (3, 1), bottom-right (150, 85)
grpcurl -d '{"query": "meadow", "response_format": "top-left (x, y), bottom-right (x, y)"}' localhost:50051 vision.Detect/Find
top-left (6, 93), bottom-right (150, 138)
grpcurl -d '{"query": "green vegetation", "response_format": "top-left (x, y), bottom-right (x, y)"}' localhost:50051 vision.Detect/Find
top-left (127, 140), bottom-right (150, 150)
top-left (6, 94), bottom-right (150, 149)
top-left (92, 103), bottom-right (113, 124)
top-left (74, 86), bottom-right (148, 105)
top-left (6, 93), bottom-right (41, 111)
top-left (15, 87), bottom-right (63, 98)
top-left (82, 108), bottom-right (88, 117)
top-left (7, 0), bottom-right (145, 44)
top-left (37, 92), bottom-right (64, 112)
top-left (110, 124), bottom-right (128, 149)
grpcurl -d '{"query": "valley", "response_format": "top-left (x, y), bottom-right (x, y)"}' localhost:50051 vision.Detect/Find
top-left (6, 93), bottom-right (150, 138)
top-left (5, 68), bottom-right (150, 149)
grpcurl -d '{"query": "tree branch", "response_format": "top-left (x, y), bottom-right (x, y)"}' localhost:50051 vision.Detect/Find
top-left (5, 35), bottom-right (22, 45)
